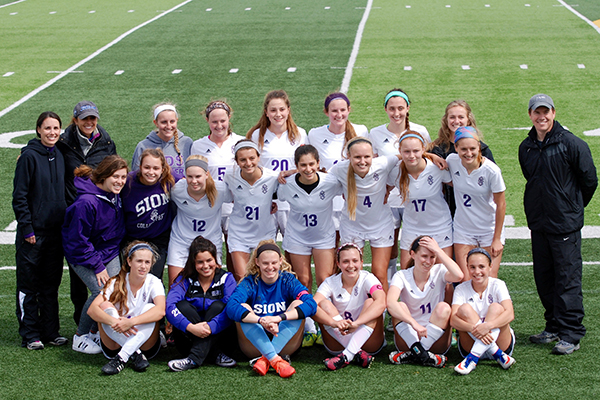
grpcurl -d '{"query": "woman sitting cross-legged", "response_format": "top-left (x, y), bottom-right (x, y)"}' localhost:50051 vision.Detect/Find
top-left (166, 236), bottom-right (238, 371)
top-left (226, 240), bottom-right (317, 378)
top-left (313, 243), bottom-right (386, 371)
top-left (87, 241), bottom-right (165, 375)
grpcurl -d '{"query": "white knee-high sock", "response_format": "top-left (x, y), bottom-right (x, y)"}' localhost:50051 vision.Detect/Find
top-left (387, 258), bottom-right (398, 285)
top-left (396, 322), bottom-right (419, 348)
top-left (304, 317), bottom-right (317, 334)
top-left (420, 323), bottom-right (444, 350)
top-left (343, 325), bottom-right (374, 361)
top-left (101, 305), bottom-right (156, 362)
top-left (468, 328), bottom-right (500, 358)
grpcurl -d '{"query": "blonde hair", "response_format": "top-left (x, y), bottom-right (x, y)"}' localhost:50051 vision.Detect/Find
top-left (245, 239), bottom-right (294, 282)
top-left (345, 137), bottom-right (373, 221)
top-left (137, 148), bottom-right (175, 195)
top-left (152, 102), bottom-right (181, 156)
top-left (433, 100), bottom-right (481, 153)
top-left (185, 155), bottom-right (218, 207)
top-left (246, 90), bottom-right (301, 149)
top-left (104, 241), bottom-right (158, 316)
top-left (398, 131), bottom-right (430, 204)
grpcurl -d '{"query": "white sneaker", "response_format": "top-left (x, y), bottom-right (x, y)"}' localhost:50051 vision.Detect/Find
top-left (160, 331), bottom-right (167, 349)
top-left (72, 334), bottom-right (102, 354)
top-left (88, 331), bottom-right (101, 346)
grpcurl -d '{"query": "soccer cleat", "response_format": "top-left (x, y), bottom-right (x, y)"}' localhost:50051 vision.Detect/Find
top-left (389, 350), bottom-right (415, 365)
top-left (168, 357), bottom-right (198, 372)
top-left (159, 331), bottom-right (167, 349)
top-left (251, 356), bottom-right (270, 376)
top-left (302, 332), bottom-right (318, 347)
top-left (270, 356), bottom-right (296, 378)
top-left (454, 357), bottom-right (477, 375)
top-left (72, 334), bottom-right (102, 354)
top-left (48, 336), bottom-right (68, 346)
top-left (102, 356), bottom-right (126, 375)
top-left (421, 352), bottom-right (446, 368)
top-left (494, 352), bottom-right (515, 369)
top-left (529, 330), bottom-right (559, 344)
top-left (130, 351), bottom-right (149, 372)
top-left (27, 340), bottom-right (44, 350)
top-left (315, 330), bottom-right (324, 346)
top-left (552, 340), bottom-right (580, 355)
top-left (354, 350), bottom-right (374, 368)
top-left (324, 353), bottom-right (350, 371)
top-left (215, 353), bottom-right (237, 368)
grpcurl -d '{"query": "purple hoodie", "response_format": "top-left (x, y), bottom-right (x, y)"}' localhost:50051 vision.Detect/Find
top-left (121, 171), bottom-right (173, 239)
top-left (62, 176), bottom-right (125, 273)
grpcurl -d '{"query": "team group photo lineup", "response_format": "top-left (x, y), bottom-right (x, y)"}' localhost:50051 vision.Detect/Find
top-left (13, 86), bottom-right (597, 378)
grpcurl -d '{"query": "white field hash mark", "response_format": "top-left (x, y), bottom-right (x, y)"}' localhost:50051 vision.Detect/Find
top-left (0, 0), bottom-right (194, 119)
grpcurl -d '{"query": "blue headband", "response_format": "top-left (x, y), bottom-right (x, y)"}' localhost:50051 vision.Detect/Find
top-left (453, 126), bottom-right (479, 143)
top-left (128, 243), bottom-right (155, 259)
top-left (384, 91), bottom-right (410, 107)
top-left (467, 247), bottom-right (492, 263)
top-left (399, 133), bottom-right (424, 144)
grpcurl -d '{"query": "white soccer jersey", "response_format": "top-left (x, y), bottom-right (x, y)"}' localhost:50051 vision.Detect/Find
top-left (103, 273), bottom-right (165, 318)
top-left (250, 128), bottom-right (306, 213)
top-left (307, 124), bottom-right (368, 213)
top-left (447, 154), bottom-right (506, 236)
top-left (306, 124), bottom-right (368, 171)
top-left (190, 133), bottom-right (245, 182)
top-left (398, 158), bottom-right (452, 235)
top-left (224, 167), bottom-right (279, 247)
top-left (190, 133), bottom-right (245, 217)
top-left (452, 278), bottom-right (511, 322)
top-left (330, 155), bottom-right (398, 234)
top-left (170, 179), bottom-right (231, 252)
top-left (277, 172), bottom-right (342, 250)
top-left (390, 264), bottom-right (449, 326)
top-left (369, 123), bottom-right (430, 208)
top-left (317, 270), bottom-right (383, 321)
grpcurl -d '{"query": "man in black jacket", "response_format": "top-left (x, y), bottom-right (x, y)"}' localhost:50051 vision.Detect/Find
top-left (519, 94), bottom-right (597, 355)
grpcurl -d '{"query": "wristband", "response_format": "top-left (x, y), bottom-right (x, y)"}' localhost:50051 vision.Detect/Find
top-left (257, 317), bottom-right (262, 325)
top-left (278, 313), bottom-right (287, 321)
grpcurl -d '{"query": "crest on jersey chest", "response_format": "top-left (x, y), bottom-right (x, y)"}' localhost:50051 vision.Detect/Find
top-left (427, 175), bottom-right (434, 185)
top-left (262, 184), bottom-right (268, 194)
top-left (488, 294), bottom-right (494, 304)
top-left (478, 176), bottom-right (485, 186)
top-left (319, 190), bottom-right (326, 200)
top-left (373, 173), bottom-right (380, 182)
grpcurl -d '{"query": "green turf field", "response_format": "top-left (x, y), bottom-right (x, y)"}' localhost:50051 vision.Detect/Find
top-left (1, 0), bottom-right (600, 398)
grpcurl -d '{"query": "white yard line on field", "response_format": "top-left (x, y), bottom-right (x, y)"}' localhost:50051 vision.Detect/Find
top-left (340, 0), bottom-right (373, 93)
top-left (0, 0), bottom-right (193, 119)
top-left (557, 0), bottom-right (600, 35)
top-left (0, 0), bottom-right (26, 9)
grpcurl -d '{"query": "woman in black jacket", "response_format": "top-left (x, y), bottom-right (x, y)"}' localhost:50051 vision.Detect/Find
top-left (56, 101), bottom-right (117, 326)
top-left (13, 112), bottom-right (68, 350)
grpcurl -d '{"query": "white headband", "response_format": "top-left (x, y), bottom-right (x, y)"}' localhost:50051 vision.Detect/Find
top-left (153, 105), bottom-right (178, 121)
top-left (234, 140), bottom-right (260, 155)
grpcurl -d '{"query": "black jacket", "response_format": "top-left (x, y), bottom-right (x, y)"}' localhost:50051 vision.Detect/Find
top-left (12, 139), bottom-right (67, 237)
top-left (56, 124), bottom-right (117, 205)
top-left (519, 121), bottom-right (597, 234)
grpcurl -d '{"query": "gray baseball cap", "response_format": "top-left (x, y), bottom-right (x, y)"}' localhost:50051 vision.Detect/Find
top-left (528, 94), bottom-right (554, 111)
top-left (73, 101), bottom-right (99, 119)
